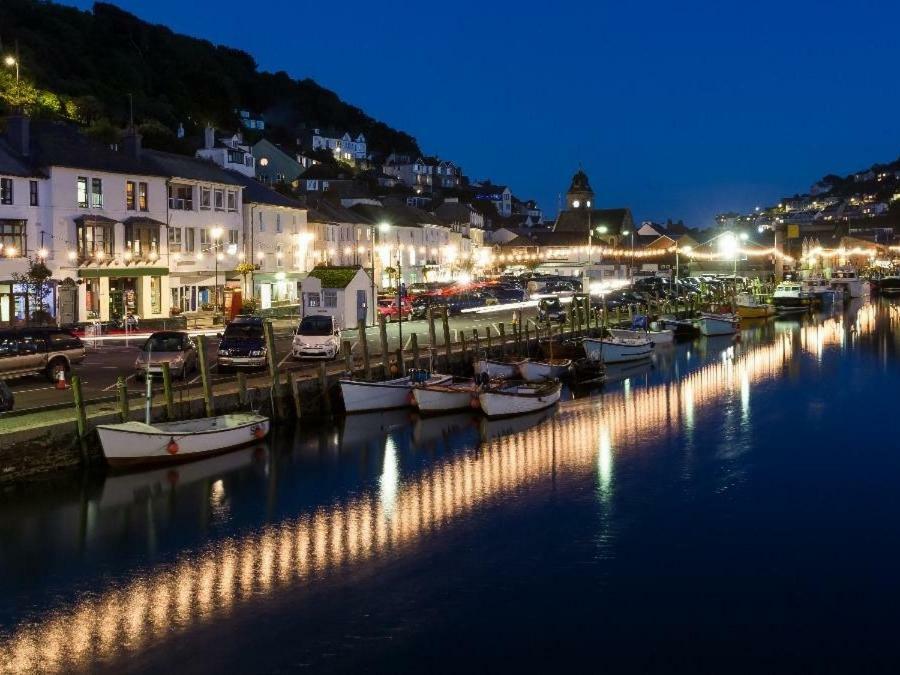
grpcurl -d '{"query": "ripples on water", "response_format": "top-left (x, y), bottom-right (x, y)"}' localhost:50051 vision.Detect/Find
top-left (1, 301), bottom-right (899, 673)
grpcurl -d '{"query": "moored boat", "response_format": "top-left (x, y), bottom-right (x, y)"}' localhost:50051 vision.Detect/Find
top-left (340, 371), bottom-right (452, 412)
top-left (538, 337), bottom-right (584, 360)
top-left (657, 316), bottom-right (701, 340)
top-left (97, 413), bottom-right (270, 468)
top-left (773, 281), bottom-right (812, 313)
top-left (736, 292), bottom-right (776, 319)
top-left (583, 335), bottom-right (653, 363)
top-left (698, 312), bottom-right (739, 336)
top-left (518, 358), bottom-right (572, 381)
top-left (830, 266), bottom-right (868, 299)
top-left (608, 327), bottom-right (674, 345)
top-left (413, 381), bottom-right (480, 414)
top-left (474, 357), bottom-right (527, 379)
top-left (878, 274), bottom-right (900, 296)
top-left (478, 379), bottom-right (562, 418)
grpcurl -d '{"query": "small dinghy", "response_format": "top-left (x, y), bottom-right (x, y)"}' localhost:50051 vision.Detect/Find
top-left (609, 315), bottom-right (674, 345)
top-left (518, 358), bottom-right (572, 381)
top-left (474, 357), bottom-right (527, 379)
top-left (97, 413), bottom-right (270, 468)
top-left (583, 335), bottom-right (653, 363)
top-left (478, 379), bottom-right (562, 418)
top-left (340, 369), bottom-right (452, 413)
top-left (698, 312), bottom-right (739, 336)
top-left (538, 337), bottom-right (584, 360)
top-left (413, 380), bottom-right (480, 414)
top-left (657, 316), bottom-right (701, 340)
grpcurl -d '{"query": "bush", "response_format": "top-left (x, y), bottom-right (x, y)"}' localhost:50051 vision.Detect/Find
top-left (240, 298), bottom-right (260, 314)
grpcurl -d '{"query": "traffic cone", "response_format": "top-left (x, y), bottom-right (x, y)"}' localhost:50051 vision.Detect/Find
top-left (55, 368), bottom-right (68, 390)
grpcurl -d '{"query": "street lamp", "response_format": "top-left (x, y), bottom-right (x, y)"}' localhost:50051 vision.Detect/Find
top-left (4, 54), bottom-right (19, 106)
top-left (210, 226), bottom-right (224, 316)
top-left (588, 224), bottom-right (608, 269)
top-left (621, 229), bottom-right (633, 278)
top-left (677, 245), bottom-right (693, 279)
top-left (718, 232), bottom-right (741, 277)
top-left (378, 222), bottom-right (403, 351)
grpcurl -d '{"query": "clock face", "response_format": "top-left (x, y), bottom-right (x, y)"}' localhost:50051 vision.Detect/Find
top-left (572, 200), bottom-right (580, 208)
top-left (259, 157), bottom-right (269, 166)
top-left (586, 200), bottom-right (592, 207)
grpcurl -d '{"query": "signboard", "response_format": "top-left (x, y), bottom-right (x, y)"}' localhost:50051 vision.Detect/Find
top-left (786, 224), bottom-right (800, 239)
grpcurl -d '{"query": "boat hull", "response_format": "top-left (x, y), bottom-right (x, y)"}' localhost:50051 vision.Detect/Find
top-left (413, 385), bottom-right (477, 414)
top-left (609, 328), bottom-right (674, 344)
top-left (737, 304), bottom-right (775, 319)
top-left (478, 383), bottom-right (561, 418)
top-left (474, 358), bottom-right (525, 379)
top-left (340, 374), bottom-right (452, 412)
top-left (699, 314), bottom-right (739, 336)
top-left (97, 413), bottom-right (270, 468)
top-left (518, 359), bottom-right (572, 381)
top-left (583, 337), bottom-right (653, 363)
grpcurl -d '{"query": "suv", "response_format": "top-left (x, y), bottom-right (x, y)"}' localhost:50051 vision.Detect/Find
top-left (216, 316), bottom-right (268, 372)
top-left (0, 327), bottom-right (86, 382)
top-left (292, 315), bottom-right (341, 359)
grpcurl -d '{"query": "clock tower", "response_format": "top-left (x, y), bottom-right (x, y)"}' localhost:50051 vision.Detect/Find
top-left (566, 169), bottom-right (594, 210)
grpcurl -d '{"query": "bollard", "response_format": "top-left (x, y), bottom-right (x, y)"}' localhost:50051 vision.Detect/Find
top-left (410, 333), bottom-right (421, 370)
top-left (318, 362), bottom-right (332, 415)
top-left (427, 308), bottom-right (438, 353)
top-left (498, 323), bottom-right (506, 355)
top-left (161, 362), bottom-right (175, 420)
top-left (237, 371), bottom-right (248, 407)
top-left (358, 319), bottom-right (372, 381)
top-left (379, 315), bottom-right (390, 374)
top-left (342, 340), bottom-right (354, 374)
top-left (116, 375), bottom-right (130, 422)
top-left (288, 370), bottom-right (303, 419)
top-left (196, 334), bottom-right (215, 417)
top-left (263, 320), bottom-right (278, 379)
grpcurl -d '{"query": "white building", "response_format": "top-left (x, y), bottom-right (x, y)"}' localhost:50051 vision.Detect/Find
top-left (195, 127), bottom-right (256, 178)
top-left (298, 266), bottom-right (372, 331)
top-left (298, 128), bottom-right (367, 163)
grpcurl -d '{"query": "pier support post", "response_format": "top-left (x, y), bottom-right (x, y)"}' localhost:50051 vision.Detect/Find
top-left (379, 315), bottom-right (390, 374)
top-left (71, 375), bottom-right (89, 463)
top-left (428, 309), bottom-right (438, 354)
top-left (196, 334), bottom-right (215, 417)
top-left (498, 322), bottom-right (506, 355)
top-left (460, 331), bottom-right (469, 365)
top-left (472, 328), bottom-right (481, 357)
top-left (288, 371), bottom-right (303, 420)
top-left (263, 321), bottom-right (278, 379)
top-left (116, 375), bottom-right (129, 422)
top-left (342, 340), bottom-right (354, 374)
top-left (410, 333), bottom-right (421, 370)
top-left (318, 363), bottom-right (331, 415)
top-left (358, 320), bottom-right (372, 380)
top-left (441, 310), bottom-right (451, 370)
top-left (485, 325), bottom-right (493, 353)
top-left (237, 372), bottom-right (248, 406)
top-left (161, 362), bottom-right (175, 420)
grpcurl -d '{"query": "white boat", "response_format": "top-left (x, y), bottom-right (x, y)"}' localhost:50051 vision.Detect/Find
top-left (96, 413), bottom-right (270, 468)
top-left (473, 357), bottom-right (527, 379)
top-left (830, 266), bottom-right (868, 299)
top-left (583, 336), bottom-right (653, 363)
top-left (698, 312), bottom-right (739, 336)
top-left (608, 328), bottom-right (674, 345)
top-left (413, 381), bottom-right (479, 414)
top-left (518, 359), bottom-right (572, 381)
top-left (340, 372), bottom-right (452, 413)
top-left (478, 380), bottom-right (561, 418)
top-left (772, 281), bottom-right (813, 312)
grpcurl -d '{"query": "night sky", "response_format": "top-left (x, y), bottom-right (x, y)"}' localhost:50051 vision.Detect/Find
top-left (65, 0), bottom-right (900, 227)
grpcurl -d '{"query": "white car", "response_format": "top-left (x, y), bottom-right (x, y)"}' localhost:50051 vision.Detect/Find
top-left (292, 315), bottom-right (341, 359)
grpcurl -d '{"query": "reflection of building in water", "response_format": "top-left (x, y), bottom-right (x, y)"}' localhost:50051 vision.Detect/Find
top-left (0, 311), bottom-right (877, 673)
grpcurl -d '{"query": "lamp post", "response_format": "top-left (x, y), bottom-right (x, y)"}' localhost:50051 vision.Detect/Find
top-left (676, 245), bottom-right (693, 279)
top-left (588, 225), bottom-right (608, 278)
top-left (4, 48), bottom-right (19, 108)
top-left (210, 226), bottom-right (223, 317)
top-left (621, 229), bottom-right (633, 279)
top-left (379, 222), bottom-right (402, 349)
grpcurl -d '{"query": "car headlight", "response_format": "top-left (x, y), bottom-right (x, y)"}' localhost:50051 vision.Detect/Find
top-left (171, 355), bottom-right (184, 366)
top-left (249, 349), bottom-right (266, 357)
top-left (218, 349), bottom-right (230, 356)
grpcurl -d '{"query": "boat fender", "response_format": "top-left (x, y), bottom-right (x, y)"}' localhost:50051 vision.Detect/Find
top-left (407, 391), bottom-right (416, 405)
top-left (470, 394), bottom-right (480, 409)
top-left (166, 437), bottom-right (179, 455)
top-left (252, 425), bottom-right (266, 440)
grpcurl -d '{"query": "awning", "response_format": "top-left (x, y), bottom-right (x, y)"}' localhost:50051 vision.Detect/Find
top-left (74, 214), bottom-right (118, 225)
top-left (123, 216), bottom-right (167, 228)
top-left (77, 267), bottom-right (169, 278)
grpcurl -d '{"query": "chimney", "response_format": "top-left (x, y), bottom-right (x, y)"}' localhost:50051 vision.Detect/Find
top-left (203, 124), bottom-right (215, 150)
top-left (122, 128), bottom-right (142, 159)
top-left (7, 114), bottom-right (30, 156)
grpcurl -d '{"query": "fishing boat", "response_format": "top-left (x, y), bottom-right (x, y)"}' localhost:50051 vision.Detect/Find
top-left (478, 379), bottom-right (562, 418)
top-left (340, 370), bottom-right (452, 413)
top-left (830, 266), bottom-right (869, 299)
top-left (96, 413), bottom-right (270, 468)
top-left (583, 335), bottom-right (653, 363)
top-left (657, 316), bottom-right (701, 340)
top-left (698, 312), bottom-right (739, 336)
top-left (571, 357), bottom-right (607, 384)
top-left (473, 357), bottom-right (527, 379)
top-left (735, 292), bottom-right (775, 319)
top-left (413, 380), bottom-right (480, 414)
top-left (518, 358), bottom-right (572, 381)
top-left (772, 281), bottom-right (812, 313)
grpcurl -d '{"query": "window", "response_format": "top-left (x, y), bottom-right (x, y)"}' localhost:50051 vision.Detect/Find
top-left (228, 230), bottom-right (238, 246)
top-left (168, 227), bottom-right (182, 252)
top-left (200, 229), bottom-right (211, 249)
top-left (76, 219), bottom-right (114, 257)
top-left (168, 183), bottom-right (193, 210)
top-left (227, 149), bottom-right (244, 165)
top-left (0, 219), bottom-right (25, 253)
top-left (138, 182), bottom-right (148, 211)
top-left (226, 190), bottom-right (237, 211)
top-left (150, 276), bottom-right (161, 315)
top-left (276, 244), bottom-right (283, 267)
top-left (77, 177), bottom-right (88, 208)
top-left (214, 189), bottom-right (224, 210)
top-left (307, 293), bottom-right (320, 308)
top-left (185, 228), bottom-right (195, 252)
top-left (126, 222), bottom-right (159, 255)
top-left (199, 187), bottom-right (211, 210)
top-left (29, 180), bottom-right (38, 206)
top-left (126, 181), bottom-right (136, 210)
top-left (276, 213), bottom-right (282, 233)
top-left (91, 178), bottom-right (103, 208)
top-left (323, 290), bottom-right (337, 308)
top-left (0, 178), bottom-right (12, 205)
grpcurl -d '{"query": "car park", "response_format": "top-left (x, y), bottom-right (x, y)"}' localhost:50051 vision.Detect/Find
top-left (292, 315), bottom-right (341, 359)
top-left (216, 315), bottom-right (268, 371)
top-left (134, 331), bottom-right (198, 379)
top-left (0, 327), bottom-right (85, 382)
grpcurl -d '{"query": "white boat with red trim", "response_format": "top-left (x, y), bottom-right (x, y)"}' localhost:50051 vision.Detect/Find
top-left (413, 380), bottom-right (480, 414)
top-left (478, 379), bottom-right (562, 418)
top-left (96, 413), bottom-right (270, 468)
top-left (340, 371), bottom-right (452, 412)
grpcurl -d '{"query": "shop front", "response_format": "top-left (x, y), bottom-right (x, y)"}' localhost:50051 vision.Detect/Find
top-left (77, 266), bottom-right (170, 323)
top-left (254, 271), bottom-right (302, 310)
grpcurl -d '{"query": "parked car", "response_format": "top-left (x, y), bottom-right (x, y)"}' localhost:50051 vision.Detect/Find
top-left (0, 379), bottom-right (13, 412)
top-left (487, 287), bottom-right (528, 304)
top-left (377, 297), bottom-right (412, 322)
top-left (537, 298), bottom-right (567, 323)
top-left (217, 315), bottom-right (267, 372)
top-left (0, 327), bottom-right (85, 382)
top-left (445, 292), bottom-right (486, 315)
top-left (292, 315), bottom-right (341, 359)
top-left (410, 294), bottom-right (448, 320)
top-left (134, 331), bottom-right (198, 379)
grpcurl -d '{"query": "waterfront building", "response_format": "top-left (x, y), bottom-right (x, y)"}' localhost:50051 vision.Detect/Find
top-left (298, 265), bottom-right (372, 330)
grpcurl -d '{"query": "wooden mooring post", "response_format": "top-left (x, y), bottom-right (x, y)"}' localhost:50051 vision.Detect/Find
top-left (195, 334), bottom-right (215, 417)
top-left (358, 319), bottom-right (372, 380)
top-left (161, 362), bottom-right (175, 420)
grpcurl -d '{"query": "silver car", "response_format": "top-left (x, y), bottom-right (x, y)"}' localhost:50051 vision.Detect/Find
top-left (134, 331), bottom-right (199, 379)
top-left (0, 328), bottom-right (86, 382)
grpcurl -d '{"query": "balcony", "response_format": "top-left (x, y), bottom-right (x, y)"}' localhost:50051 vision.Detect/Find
top-left (168, 197), bottom-right (193, 211)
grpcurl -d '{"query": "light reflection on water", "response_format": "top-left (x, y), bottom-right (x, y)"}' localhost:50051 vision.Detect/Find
top-left (0, 301), bottom-right (896, 673)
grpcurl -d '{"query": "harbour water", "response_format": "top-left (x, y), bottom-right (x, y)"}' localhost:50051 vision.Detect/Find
top-left (3, 300), bottom-right (900, 673)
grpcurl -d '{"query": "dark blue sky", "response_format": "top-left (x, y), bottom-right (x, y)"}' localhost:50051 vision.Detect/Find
top-left (68, 0), bottom-right (900, 226)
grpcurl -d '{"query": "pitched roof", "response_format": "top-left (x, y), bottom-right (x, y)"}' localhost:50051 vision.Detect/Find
top-left (307, 265), bottom-right (364, 288)
top-left (350, 203), bottom-right (439, 228)
top-left (553, 207), bottom-right (632, 233)
top-left (225, 170), bottom-right (305, 208)
top-left (306, 198), bottom-right (373, 225)
top-left (142, 149), bottom-right (242, 185)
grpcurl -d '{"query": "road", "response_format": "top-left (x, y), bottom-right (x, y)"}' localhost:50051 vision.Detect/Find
top-left (4, 307), bottom-right (536, 413)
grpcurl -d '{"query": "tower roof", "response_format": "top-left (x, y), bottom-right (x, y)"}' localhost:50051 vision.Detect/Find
top-left (568, 169), bottom-right (592, 193)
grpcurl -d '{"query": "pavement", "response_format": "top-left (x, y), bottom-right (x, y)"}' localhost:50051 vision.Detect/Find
top-left (3, 307), bottom-right (535, 414)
